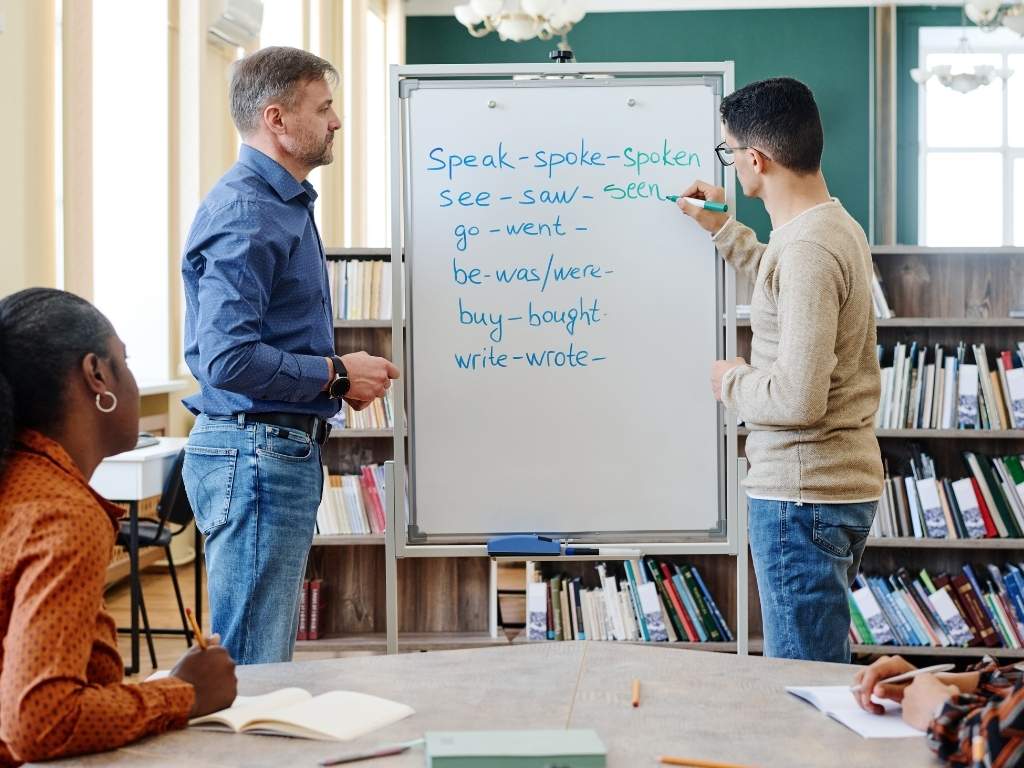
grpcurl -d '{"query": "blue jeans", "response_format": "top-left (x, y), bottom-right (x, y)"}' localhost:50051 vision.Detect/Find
top-left (747, 498), bottom-right (876, 663)
top-left (182, 414), bottom-right (323, 665)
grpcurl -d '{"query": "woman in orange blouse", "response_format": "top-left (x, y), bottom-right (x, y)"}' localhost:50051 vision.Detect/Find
top-left (0, 288), bottom-right (237, 765)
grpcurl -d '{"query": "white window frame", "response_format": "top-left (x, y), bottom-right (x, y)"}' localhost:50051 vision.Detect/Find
top-left (918, 27), bottom-right (1024, 246)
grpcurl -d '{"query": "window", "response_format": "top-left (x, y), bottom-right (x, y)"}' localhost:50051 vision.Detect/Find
top-left (364, 6), bottom-right (388, 246)
top-left (918, 27), bottom-right (1024, 246)
top-left (92, 0), bottom-right (169, 383)
top-left (259, 0), bottom-right (323, 227)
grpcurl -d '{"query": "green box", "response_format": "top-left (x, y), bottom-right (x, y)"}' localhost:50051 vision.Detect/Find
top-left (425, 729), bottom-right (607, 768)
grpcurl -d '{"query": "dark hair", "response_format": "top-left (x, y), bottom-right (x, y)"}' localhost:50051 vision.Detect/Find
top-left (719, 77), bottom-right (823, 174)
top-left (0, 288), bottom-right (116, 467)
top-left (230, 46), bottom-right (339, 136)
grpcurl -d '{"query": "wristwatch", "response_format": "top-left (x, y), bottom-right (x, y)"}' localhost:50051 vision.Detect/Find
top-left (327, 355), bottom-right (351, 399)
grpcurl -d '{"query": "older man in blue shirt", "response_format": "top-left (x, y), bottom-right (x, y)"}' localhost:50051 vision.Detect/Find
top-left (181, 47), bottom-right (399, 664)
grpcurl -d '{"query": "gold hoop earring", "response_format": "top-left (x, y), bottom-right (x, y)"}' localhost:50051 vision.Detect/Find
top-left (96, 391), bottom-right (118, 413)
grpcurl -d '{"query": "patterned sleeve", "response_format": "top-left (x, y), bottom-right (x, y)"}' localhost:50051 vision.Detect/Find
top-left (926, 663), bottom-right (1024, 765)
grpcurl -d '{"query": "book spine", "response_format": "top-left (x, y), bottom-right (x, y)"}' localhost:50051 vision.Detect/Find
top-left (297, 579), bottom-right (310, 641)
top-left (680, 565), bottom-right (722, 642)
top-left (848, 593), bottom-right (875, 645)
top-left (953, 574), bottom-right (999, 647)
top-left (308, 578), bottom-right (322, 641)
top-left (692, 565), bottom-right (734, 642)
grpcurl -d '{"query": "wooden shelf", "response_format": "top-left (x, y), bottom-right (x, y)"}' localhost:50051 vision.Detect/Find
top-left (295, 631), bottom-right (506, 653)
top-left (734, 318), bottom-right (1024, 328)
top-left (734, 427), bottom-right (1024, 439)
top-left (333, 319), bottom-right (393, 329)
top-left (867, 537), bottom-right (1024, 550)
top-left (852, 643), bottom-right (1024, 659)
top-left (312, 534), bottom-right (385, 546)
top-left (330, 429), bottom-right (395, 438)
top-left (871, 246), bottom-right (1024, 257)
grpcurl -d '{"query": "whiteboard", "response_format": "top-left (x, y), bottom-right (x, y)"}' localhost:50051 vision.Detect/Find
top-left (398, 69), bottom-right (730, 542)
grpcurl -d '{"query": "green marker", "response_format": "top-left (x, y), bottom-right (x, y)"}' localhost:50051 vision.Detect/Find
top-left (665, 194), bottom-right (728, 213)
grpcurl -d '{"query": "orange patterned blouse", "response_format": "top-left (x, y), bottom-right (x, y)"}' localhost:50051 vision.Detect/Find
top-left (0, 430), bottom-right (194, 766)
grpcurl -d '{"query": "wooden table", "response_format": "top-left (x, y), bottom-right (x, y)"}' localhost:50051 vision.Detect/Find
top-left (90, 437), bottom-right (191, 675)
top-left (37, 643), bottom-right (941, 767)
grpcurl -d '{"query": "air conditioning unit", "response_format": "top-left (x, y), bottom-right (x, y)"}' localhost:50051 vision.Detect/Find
top-left (208, 0), bottom-right (263, 49)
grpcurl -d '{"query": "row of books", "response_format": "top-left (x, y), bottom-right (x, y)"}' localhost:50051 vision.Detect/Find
top-left (315, 465), bottom-right (387, 535)
top-left (341, 390), bottom-right (394, 431)
top-left (526, 560), bottom-right (733, 644)
top-left (328, 260), bottom-right (393, 321)
top-left (872, 448), bottom-right (1024, 539)
top-left (296, 578), bottom-right (324, 641)
top-left (876, 341), bottom-right (1024, 431)
top-left (849, 562), bottom-right (1024, 649)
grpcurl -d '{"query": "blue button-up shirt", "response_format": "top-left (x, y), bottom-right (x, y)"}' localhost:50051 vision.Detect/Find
top-left (182, 144), bottom-right (338, 419)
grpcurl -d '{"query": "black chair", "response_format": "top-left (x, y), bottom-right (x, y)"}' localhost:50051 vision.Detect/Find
top-left (116, 449), bottom-right (195, 669)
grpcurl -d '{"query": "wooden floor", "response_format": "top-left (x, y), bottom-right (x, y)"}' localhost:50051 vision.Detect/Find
top-left (105, 559), bottom-right (361, 681)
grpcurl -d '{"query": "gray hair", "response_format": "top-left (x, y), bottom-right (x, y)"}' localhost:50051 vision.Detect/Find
top-left (230, 46), bottom-right (339, 136)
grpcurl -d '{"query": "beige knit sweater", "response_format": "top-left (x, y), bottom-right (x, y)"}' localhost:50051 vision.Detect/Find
top-left (716, 200), bottom-right (883, 503)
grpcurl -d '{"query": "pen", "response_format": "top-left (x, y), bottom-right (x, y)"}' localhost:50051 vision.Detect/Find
top-left (320, 738), bottom-right (424, 766)
top-left (631, 679), bottom-right (640, 708)
top-left (564, 547), bottom-right (599, 556)
top-left (665, 195), bottom-right (728, 213)
top-left (849, 663), bottom-right (955, 693)
top-left (185, 607), bottom-right (208, 651)
top-left (658, 756), bottom-right (755, 768)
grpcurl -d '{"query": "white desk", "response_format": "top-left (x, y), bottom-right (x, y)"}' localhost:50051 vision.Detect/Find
top-left (91, 438), bottom-right (190, 674)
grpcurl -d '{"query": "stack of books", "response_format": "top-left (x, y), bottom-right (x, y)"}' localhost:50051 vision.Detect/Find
top-left (526, 559), bottom-right (733, 644)
top-left (872, 448), bottom-right (1024, 539)
top-left (328, 259), bottom-right (392, 321)
top-left (876, 341), bottom-right (1024, 431)
top-left (315, 465), bottom-right (387, 535)
top-left (849, 562), bottom-right (1024, 649)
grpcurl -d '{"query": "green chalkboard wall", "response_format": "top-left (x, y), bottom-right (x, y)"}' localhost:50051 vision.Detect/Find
top-left (406, 9), bottom-right (871, 242)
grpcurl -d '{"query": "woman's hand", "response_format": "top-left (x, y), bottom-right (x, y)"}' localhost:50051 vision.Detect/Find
top-left (900, 674), bottom-right (958, 731)
top-left (852, 655), bottom-right (917, 714)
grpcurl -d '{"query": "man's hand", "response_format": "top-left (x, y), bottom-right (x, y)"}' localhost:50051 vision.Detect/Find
top-left (711, 357), bottom-right (746, 401)
top-left (343, 396), bottom-right (371, 412)
top-left (900, 674), bottom-right (958, 731)
top-left (170, 634), bottom-right (238, 718)
top-left (340, 351), bottom-right (400, 402)
top-left (852, 655), bottom-right (917, 714)
top-left (677, 180), bottom-right (730, 235)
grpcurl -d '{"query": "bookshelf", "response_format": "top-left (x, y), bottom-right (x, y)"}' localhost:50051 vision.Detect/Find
top-left (310, 245), bottom-right (1024, 659)
top-left (306, 248), bottom-right (495, 650)
top-left (735, 245), bottom-right (1024, 661)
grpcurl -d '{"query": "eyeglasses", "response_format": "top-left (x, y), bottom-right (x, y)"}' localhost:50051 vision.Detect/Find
top-left (715, 141), bottom-right (773, 167)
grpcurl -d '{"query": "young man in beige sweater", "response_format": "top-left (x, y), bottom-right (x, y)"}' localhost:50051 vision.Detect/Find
top-left (678, 77), bottom-right (883, 662)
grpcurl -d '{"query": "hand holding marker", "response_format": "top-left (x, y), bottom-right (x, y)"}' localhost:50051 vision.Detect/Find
top-left (665, 194), bottom-right (728, 212)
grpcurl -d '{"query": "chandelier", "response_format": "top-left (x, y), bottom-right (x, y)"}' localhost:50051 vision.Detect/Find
top-left (910, 4), bottom-right (1016, 95)
top-left (964, 1), bottom-right (1024, 34)
top-left (453, 0), bottom-right (586, 44)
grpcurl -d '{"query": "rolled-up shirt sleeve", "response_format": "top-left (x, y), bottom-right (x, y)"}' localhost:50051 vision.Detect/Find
top-left (191, 200), bottom-right (329, 403)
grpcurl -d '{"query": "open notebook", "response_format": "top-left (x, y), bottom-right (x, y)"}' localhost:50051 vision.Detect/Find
top-left (786, 686), bottom-right (921, 739)
top-left (189, 688), bottom-right (414, 741)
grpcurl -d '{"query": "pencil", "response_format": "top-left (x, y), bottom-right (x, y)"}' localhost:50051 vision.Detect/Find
top-left (658, 756), bottom-right (756, 768)
top-left (185, 607), bottom-right (208, 650)
top-left (631, 679), bottom-right (640, 707)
